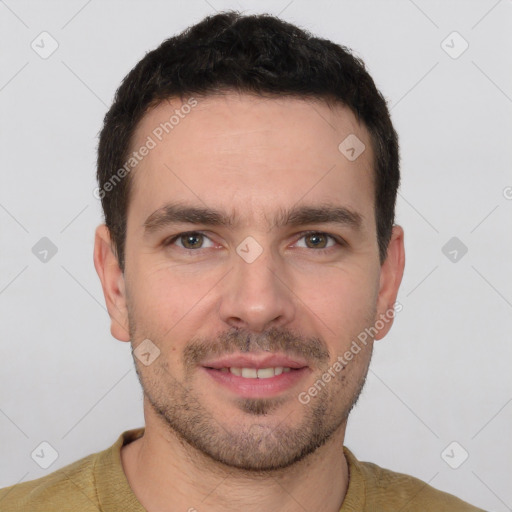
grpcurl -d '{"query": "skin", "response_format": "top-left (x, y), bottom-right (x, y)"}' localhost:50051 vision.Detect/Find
top-left (94, 93), bottom-right (405, 512)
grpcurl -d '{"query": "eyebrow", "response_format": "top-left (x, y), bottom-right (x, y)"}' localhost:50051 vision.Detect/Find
top-left (143, 202), bottom-right (364, 235)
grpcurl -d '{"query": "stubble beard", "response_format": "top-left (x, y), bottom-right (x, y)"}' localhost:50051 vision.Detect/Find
top-left (127, 304), bottom-right (374, 473)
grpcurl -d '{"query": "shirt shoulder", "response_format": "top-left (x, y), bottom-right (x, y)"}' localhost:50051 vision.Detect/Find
top-left (0, 428), bottom-right (146, 512)
top-left (0, 451), bottom-right (100, 512)
top-left (342, 447), bottom-right (487, 511)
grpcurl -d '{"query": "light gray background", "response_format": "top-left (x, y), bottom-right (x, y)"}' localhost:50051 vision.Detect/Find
top-left (1, 1), bottom-right (511, 510)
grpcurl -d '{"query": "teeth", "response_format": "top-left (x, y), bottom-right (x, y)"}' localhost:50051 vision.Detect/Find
top-left (241, 368), bottom-right (258, 378)
top-left (223, 367), bottom-right (293, 378)
top-left (255, 368), bottom-right (274, 379)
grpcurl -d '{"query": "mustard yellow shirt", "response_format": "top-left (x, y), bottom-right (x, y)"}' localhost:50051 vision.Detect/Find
top-left (0, 427), bottom-right (486, 511)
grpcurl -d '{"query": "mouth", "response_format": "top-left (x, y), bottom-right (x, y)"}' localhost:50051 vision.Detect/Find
top-left (201, 353), bottom-right (311, 398)
top-left (201, 352), bottom-right (309, 371)
top-left (207, 366), bottom-right (299, 378)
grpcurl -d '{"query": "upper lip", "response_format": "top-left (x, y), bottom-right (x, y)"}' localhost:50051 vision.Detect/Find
top-left (201, 353), bottom-right (309, 370)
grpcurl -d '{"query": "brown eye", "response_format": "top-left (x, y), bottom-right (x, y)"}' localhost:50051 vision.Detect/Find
top-left (179, 233), bottom-right (204, 249)
top-left (304, 233), bottom-right (329, 249)
top-left (164, 231), bottom-right (216, 251)
top-left (294, 232), bottom-right (341, 252)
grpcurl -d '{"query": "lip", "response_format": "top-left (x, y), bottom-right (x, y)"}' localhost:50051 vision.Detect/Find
top-left (202, 366), bottom-right (311, 398)
top-left (201, 353), bottom-right (309, 370)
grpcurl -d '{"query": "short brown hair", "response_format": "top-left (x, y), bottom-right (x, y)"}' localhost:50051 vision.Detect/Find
top-left (97, 11), bottom-right (400, 271)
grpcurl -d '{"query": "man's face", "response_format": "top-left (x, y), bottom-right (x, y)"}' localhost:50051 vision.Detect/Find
top-left (97, 93), bottom-right (403, 472)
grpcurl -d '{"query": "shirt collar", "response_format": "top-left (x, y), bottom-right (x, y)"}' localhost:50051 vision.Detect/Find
top-left (95, 427), bottom-right (365, 511)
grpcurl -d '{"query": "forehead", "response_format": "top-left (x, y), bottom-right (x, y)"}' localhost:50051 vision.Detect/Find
top-left (127, 93), bottom-right (375, 232)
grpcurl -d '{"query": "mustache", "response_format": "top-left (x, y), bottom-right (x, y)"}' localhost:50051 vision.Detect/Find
top-left (183, 327), bottom-right (330, 369)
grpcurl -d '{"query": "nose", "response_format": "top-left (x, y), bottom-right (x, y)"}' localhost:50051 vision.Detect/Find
top-left (218, 246), bottom-right (296, 333)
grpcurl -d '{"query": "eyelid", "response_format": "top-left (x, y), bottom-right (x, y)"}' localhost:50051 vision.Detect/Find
top-left (293, 230), bottom-right (345, 250)
top-left (163, 230), bottom-right (216, 248)
top-left (163, 230), bottom-right (346, 251)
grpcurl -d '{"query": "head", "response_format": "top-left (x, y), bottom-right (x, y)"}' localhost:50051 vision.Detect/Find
top-left (94, 11), bottom-right (405, 472)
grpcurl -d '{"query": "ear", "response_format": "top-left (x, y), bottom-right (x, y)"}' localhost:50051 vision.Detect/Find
top-left (374, 225), bottom-right (405, 340)
top-left (93, 224), bottom-right (130, 342)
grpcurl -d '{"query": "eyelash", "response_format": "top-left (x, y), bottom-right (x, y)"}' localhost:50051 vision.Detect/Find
top-left (163, 230), bottom-right (345, 253)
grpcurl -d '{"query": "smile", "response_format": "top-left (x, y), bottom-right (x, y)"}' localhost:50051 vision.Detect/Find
top-left (213, 367), bottom-right (294, 378)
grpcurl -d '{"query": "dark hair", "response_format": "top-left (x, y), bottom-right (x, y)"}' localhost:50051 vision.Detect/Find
top-left (97, 10), bottom-right (399, 271)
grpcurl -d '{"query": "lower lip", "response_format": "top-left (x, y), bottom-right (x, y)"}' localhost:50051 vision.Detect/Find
top-left (202, 367), bottom-right (310, 398)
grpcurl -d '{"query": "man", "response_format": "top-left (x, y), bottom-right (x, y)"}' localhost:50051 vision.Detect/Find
top-left (0, 11), bottom-right (485, 512)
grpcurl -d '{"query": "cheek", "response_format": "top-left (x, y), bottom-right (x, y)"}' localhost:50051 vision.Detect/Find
top-left (294, 265), bottom-right (378, 341)
top-left (127, 262), bottom-right (223, 334)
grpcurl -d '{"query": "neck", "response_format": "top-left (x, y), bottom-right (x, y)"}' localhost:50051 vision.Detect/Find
top-left (121, 415), bottom-right (349, 512)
